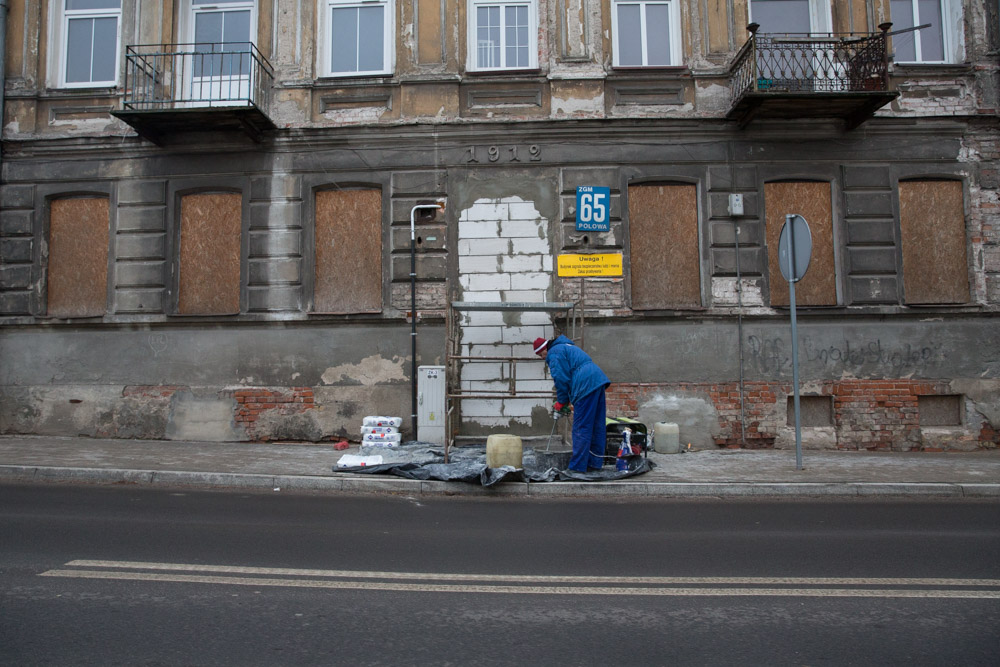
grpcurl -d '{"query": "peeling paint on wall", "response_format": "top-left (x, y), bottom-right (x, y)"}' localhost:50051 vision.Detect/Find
top-left (320, 354), bottom-right (408, 386)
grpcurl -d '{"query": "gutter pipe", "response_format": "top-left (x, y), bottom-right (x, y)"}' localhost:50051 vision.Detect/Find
top-left (409, 201), bottom-right (445, 442)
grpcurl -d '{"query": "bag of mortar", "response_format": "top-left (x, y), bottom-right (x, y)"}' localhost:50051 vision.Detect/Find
top-left (362, 416), bottom-right (403, 428)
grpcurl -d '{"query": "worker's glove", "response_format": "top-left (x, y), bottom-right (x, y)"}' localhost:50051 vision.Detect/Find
top-left (553, 402), bottom-right (571, 415)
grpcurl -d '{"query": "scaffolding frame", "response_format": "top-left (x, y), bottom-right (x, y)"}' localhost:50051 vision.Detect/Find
top-left (444, 301), bottom-right (583, 460)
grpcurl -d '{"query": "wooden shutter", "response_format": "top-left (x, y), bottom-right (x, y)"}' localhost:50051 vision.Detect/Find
top-left (628, 184), bottom-right (701, 309)
top-left (765, 181), bottom-right (837, 306)
top-left (48, 197), bottom-right (109, 318)
top-left (899, 180), bottom-right (968, 304)
top-left (314, 189), bottom-right (383, 313)
top-left (178, 192), bottom-right (242, 315)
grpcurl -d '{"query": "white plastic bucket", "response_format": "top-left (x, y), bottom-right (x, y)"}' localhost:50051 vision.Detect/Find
top-left (653, 422), bottom-right (681, 454)
top-left (486, 434), bottom-right (523, 469)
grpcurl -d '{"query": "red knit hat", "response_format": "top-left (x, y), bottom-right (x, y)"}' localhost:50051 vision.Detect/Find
top-left (533, 337), bottom-right (549, 354)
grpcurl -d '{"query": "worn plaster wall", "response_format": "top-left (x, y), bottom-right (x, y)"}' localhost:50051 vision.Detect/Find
top-left (0, 324), bottom-right (444, 441)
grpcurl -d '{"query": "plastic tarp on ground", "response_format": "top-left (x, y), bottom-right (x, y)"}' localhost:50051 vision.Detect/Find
top-left (334, 443), bottom-right (655, 487)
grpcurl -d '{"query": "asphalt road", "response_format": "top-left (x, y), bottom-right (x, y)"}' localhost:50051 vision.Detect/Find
top-left (2, 483), bottom-right (998, 666)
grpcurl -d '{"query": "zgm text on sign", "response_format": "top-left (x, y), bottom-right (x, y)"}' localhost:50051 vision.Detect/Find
top-left (575, 186), bottom-right (611, 232)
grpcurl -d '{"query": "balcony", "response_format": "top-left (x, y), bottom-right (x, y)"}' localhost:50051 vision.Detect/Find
top-left (112, 43), bottom-right (275, 145)
top-left (728, 24), bottom-right (898, 129)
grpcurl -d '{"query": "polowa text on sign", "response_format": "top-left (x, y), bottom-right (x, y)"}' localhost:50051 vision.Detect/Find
top-left (575, 186), bottom-right (611, 232)
top-left (556, 253), bottom-right (623, 277)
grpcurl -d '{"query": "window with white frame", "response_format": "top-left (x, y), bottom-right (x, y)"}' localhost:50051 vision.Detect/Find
top-left (324, 0), bottom-right (393, 76)
top-left (612, 0), bottom-right (683, 67)
top-left (56, 0), bottom-right (122, 87)
top-left (467, 0), bottom-right (537, 71)
top-left (749, 0), bottom-right (831, 34)
top-left (889, 0), bottom-right (963, 63)
top-left (188, 0), bottom-right (255, 94)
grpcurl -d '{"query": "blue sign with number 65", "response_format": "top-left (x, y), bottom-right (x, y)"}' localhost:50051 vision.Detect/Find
top-left (575, 186), bottom-right (610, 232)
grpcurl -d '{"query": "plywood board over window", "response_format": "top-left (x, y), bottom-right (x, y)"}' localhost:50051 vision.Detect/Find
top-left (314, 188), bottom-right (382, 313)
top-left (899, 180), bottom-right (969, 304)
top-left (765, 181), bottom-right (837, 307)
top-left (628, 184), bottom-right (701, 309)
top-left (48, 197), bottom-right (109, 318)
top-left (178, 192), bottom-right (242, 315)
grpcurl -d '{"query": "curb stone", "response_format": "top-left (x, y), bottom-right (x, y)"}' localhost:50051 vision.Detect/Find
top-left (3, 464), bottom-right (998, 498)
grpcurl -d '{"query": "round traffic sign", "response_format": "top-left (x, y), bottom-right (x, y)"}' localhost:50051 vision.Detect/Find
top-left (778, 214), bottom-right (812, 282)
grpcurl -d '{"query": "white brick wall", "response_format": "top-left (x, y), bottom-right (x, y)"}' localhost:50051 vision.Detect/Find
top-left (458, 255), bottom-right (500, 273)
top-left (459, 238), bottom-right (510, 255)
top-left (457, 196), bottom-right (557, 431)
top-left (500, 255), bottom-right (543, 272)
top-left (711, 277), bottom-right (764, 307)
top-left (459, 362), bottom-right (505, 382)
top-left (510, 238), bottom-right (549, 255)
top-left (460, 311), bottom-right (506, 327)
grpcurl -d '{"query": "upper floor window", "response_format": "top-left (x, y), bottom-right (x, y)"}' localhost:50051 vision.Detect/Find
top-left (612, 0), bottom-right (683, 67)
top-left (749, 0), bottom-right (831, 34)
top-left (187, 0), bottom-right (255, 100)
top-left (467, 0), bottom-right (538, 71)
top-left (56, 0), bottom-right (122, 87)
top-left (890, 0), bottom-right (963, 63)
top-left (324, 0), bottom-right (393, 76)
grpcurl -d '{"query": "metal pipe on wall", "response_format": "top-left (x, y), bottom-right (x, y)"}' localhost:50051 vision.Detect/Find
top-left (409, 201), bottom-right (445, 442)
top-left (734, 219), bottom-right (747, 447)
top-left (0, 1), bottom-right (8, 167)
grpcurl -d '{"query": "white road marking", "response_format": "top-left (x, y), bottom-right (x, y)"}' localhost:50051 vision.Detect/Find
top-left (38, 569), bottom-right (1000, 598)
top-left (60, 560), bottom-right (1000, 587)
top-left (36, 560), bottom-right (1000, 599)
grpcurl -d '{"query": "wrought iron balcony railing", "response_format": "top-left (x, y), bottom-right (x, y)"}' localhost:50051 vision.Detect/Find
top-left (730, 23), bottom-right (892, 104)
top-left (121, 42), bottom-right (274, 112)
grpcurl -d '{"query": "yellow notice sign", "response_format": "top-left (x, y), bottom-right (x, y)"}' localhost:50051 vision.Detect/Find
top-left (556, 253), bottom-right (623, 277)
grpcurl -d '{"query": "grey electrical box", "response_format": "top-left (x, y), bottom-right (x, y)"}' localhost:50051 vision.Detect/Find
top-left (417, 365), bottom-right (446, 444)
top-left (729, 193), bottom-right (744, 216)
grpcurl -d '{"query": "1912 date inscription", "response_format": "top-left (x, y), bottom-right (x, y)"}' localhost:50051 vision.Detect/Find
top-left (464, 145), bottom-right (542, 163)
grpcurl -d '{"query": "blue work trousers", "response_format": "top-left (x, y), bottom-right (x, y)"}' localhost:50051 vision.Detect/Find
top-left (568, 385), bottom-right (607, 472)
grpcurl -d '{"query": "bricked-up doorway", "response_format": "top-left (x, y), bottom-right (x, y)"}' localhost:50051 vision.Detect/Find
top-left (47, 196), bottom-right (110, 318)
top-left (454, 196), bottom-right (557, 434)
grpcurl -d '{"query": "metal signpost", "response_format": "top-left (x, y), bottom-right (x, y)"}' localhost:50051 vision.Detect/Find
top-left (778, 214), bottom-right (812, 470)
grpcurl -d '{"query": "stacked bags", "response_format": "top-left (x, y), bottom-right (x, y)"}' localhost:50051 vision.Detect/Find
top-left (361, 416), bottom-right (402, 447)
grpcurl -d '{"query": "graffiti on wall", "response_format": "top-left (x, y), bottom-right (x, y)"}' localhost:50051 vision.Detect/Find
top-left (747, 335), bottom-right (943, 375)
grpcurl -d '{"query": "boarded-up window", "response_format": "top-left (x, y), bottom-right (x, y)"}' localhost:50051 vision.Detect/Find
top-left (48, 197), bottom-right (109, 318)
top-left (314, 188), bottom-right (382, 313)
top-left (787, 396), bottom-right (833, 427)
top-left (899, 180), bottom-right (968, 304)
top-left (628, 184), bottom-right (701, 309)
top-left (178, 192), bottom-right (242, 315)
top-left (918, 395), bottom-right (963, 426)
top-left (765, 182), bottom-right (837, 306)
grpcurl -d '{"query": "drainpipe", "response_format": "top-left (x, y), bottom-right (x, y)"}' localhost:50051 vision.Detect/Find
top-left (409, 201), bottom-right (445, 442)
top-left (734, 219), bottom-right (747, 447)
top-left (0, 1), bottom-right (8, 166)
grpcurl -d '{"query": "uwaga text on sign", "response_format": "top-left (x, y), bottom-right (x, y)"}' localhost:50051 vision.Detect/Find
top-left (556, 253), bottom-right (623, 277)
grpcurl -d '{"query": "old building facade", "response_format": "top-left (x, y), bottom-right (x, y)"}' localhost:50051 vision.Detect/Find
top-left (0, 0), bottom-right (997, 450)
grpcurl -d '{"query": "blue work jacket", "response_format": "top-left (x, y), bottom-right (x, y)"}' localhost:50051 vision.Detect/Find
top-left (545, 335), bottom-right (610, 405)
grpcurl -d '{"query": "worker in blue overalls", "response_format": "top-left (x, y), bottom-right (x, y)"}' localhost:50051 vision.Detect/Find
top-left (533, 335), bottom-right (610, 473)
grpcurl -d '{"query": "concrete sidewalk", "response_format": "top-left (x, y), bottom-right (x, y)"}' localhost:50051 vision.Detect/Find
top-left (0, 435), bottom-right (998, 498)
